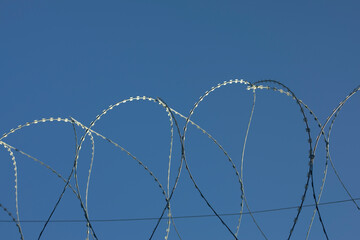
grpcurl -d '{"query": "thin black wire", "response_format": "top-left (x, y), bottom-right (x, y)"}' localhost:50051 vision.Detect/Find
top-left (1, 197), bottom-right (358, 223)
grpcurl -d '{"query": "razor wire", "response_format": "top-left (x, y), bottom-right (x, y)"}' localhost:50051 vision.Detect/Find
top-left (0, 79), bottom-right (358, 239)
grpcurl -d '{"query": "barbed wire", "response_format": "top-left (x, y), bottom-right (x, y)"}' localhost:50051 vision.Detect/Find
top-left (0, 79), bottom-right (358, 239)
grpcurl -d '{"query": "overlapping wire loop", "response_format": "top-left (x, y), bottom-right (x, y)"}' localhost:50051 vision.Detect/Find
top-left (0, 79), bottom-right (359, 239)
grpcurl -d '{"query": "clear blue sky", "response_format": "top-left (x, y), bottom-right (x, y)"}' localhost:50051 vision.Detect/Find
top-left (0, 1), bottom-right (359, 239)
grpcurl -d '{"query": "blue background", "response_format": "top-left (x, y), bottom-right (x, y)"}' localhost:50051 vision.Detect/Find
top-left (0, 1), bottom-right (359, 239)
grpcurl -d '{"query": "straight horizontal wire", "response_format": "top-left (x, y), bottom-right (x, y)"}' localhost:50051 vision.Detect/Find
top-left (1, 197), bottom-right (358, 223)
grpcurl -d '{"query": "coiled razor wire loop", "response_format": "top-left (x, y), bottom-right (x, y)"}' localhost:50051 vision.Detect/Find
top-left (248, 82), bottom-right (345, 239)
top-left (181, 79), bottom-right (268, 240)
top-left (0, 80), bottom-right (358, 239)
top-left (252, 80), bottom-right (329, 239)
top-left (305, 85), bottom-right (360, 239)
top-left (160, 81), bottom-right (260, 239)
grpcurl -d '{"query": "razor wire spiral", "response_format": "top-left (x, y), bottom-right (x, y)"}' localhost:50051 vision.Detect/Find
top-left (0, 79), bottom-right (359, 239)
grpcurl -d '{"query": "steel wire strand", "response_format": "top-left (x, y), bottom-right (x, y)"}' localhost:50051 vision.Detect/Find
top-left (169, 85), bottom-right (257, 238)
top-left (0, 143), bottom-right (22, 238)
top-left (253, 80), bottom-right (329, 240)
top-left (236, 88), bottom-right (257, 238)
top-left (254, 81), bottom-right (330, 239)
top-left (308, 85), bottom-right (360, 237)
top-left (250, 83), bottom-right (332, 239)
top-left (0, 143), bottom-right (23, 240)
top-left (248, 83), bottom-right (336, 240)
top-left (182, 79), bottom-right (267, 240)
top-left (305, 85), bottom-right (360, 239)
top-left (289, 98), bottom-right (330, 240)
